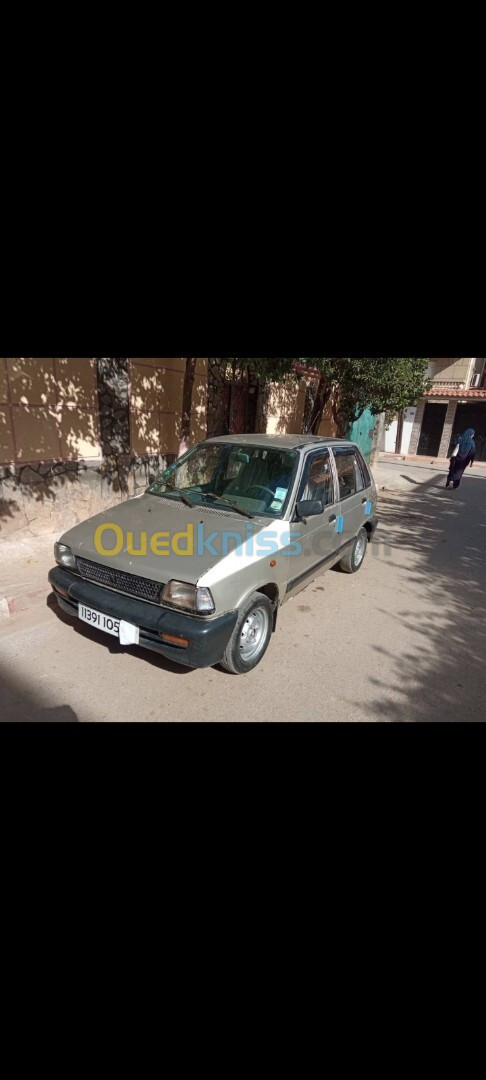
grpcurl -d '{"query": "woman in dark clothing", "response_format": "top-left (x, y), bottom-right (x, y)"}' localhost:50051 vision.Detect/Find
top-left (446, 429), bottom-right (476, 489)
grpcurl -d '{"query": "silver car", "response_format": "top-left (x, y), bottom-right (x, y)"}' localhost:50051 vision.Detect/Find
top-left (49, 435), bottom-right (378, 673)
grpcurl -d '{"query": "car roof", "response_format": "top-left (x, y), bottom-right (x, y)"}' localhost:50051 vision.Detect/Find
top-left (205, 434), bottom-right (357, 451)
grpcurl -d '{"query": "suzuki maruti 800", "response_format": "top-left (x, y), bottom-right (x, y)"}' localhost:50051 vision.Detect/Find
top-left (49, 435), bottom-right (378, 674)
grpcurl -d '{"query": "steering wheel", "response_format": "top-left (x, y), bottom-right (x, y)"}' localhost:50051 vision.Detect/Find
top-left (244, 485), bottom-right (277, 506)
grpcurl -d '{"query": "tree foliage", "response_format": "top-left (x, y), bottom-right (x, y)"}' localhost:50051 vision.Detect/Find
top-left (228, 357), bottom-right (430, 434)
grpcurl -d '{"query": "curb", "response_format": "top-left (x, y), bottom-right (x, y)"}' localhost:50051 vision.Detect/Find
top-left (0, 585), bottom-right (48, 620)
top-left (378, 453), bottom-right (486, 470)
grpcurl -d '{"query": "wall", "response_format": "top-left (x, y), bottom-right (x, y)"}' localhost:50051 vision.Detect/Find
top-left (129, 358), bottom-right (207, 457)
top-left (382, 419), bottom-right (398, 453)
top-left (1, 357), bottom-right (105, 537)
top-left (381, 407), bottom-right (417, 454)
top-left (0, 357), bottom-right (101, 465)
top-left (0, 358), bottom-right (208, 538)
top-left (428, 358), bottom-right (474, 386)
top-left (264, 377), bottom-right (338, 438)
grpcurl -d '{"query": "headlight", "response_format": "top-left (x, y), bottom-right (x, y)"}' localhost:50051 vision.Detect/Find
top-left (162, 580), bottom-right (215, 615)
top-left (54, 543), bottom-right (77, 570)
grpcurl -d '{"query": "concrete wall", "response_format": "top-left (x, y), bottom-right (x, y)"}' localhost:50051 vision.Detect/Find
top-left (0, 358), bottom-right (101, 465)
top-left (129, 357), bottom-right (207, 457)
top-left (381, 407), bottom-right (417, 454)
top-left (264, 377), bottom-right (338, 438)
top-left (0, 357), bottom-right (208, 538)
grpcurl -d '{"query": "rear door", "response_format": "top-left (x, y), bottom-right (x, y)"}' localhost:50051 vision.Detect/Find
top-left (332, 445), bottom-right (372, 550)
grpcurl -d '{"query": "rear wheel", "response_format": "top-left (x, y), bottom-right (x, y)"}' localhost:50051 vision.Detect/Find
top-left (339, 527), bottom-right (368, 574)
top-left (220, 592), bottom-right (274, 674)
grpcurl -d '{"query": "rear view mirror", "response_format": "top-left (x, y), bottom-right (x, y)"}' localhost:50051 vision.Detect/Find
top-left (296, 499), bottom-right (324, 520)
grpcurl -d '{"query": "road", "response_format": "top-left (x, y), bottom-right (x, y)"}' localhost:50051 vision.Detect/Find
top-left (1, 461), bottom-right (485, 723)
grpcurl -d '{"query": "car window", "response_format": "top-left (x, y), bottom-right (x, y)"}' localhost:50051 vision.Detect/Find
top-left (148, 443), bottom-right (299, 517)
top-left (333, 449), bottom-right (365, 499)
top-left (355, 449), bottom-right (372, 488)
top-left (298, 450), bottom-right (335, 507)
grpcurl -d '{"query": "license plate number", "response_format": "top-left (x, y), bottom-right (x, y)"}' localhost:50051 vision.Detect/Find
top-left (79, 605), bottom-right (120, 637)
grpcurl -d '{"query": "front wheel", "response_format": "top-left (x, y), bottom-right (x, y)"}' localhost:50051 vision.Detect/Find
top-left (220, 592), bottom-right (274, 674)
top-left (339, 527), bottom-right (368, 574)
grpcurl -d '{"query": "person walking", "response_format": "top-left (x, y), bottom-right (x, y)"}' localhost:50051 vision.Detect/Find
top-left (446, 428), bottom-right (476, 489)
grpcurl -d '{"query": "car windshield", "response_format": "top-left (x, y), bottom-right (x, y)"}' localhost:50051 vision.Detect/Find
top-left (147, 443), bottom-right (299, 517)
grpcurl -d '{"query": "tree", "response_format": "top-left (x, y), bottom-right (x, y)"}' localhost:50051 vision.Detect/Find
top-left (227, 358), bottom-right (430, 436)
top-left (328, 358), bottom-right (430, 436)
top-left (179, 357), bottom-right (197, 457)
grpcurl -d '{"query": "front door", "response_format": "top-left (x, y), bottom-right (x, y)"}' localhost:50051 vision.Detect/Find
top-left (286, 448), bottom-right (341, 597)
top-left (417, 403), bottom-right (448, 457)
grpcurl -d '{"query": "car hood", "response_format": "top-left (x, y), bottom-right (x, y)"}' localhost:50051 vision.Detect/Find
top-left (59, 493), bottom-right (270, 586)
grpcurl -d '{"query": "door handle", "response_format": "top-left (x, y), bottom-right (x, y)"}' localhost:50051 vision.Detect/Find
top-left (362, 498), bottom-right (367, 504)
top-left (329, 514), bottom-right (337, 523)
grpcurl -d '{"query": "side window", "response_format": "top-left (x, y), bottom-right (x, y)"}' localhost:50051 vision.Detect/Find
top-left (355, 449), bottom-right (371, 488)
top-left (333, 450), bottom-right (364, 499)
top-left (298, 450), bottom-right (335, 507)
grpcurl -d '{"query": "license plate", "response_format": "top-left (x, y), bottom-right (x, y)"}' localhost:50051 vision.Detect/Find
top-left (79, 605), bottom-right (120, 637)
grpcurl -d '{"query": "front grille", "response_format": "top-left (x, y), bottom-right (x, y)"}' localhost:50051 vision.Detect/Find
top-left (76, 557), bottom-right (163, 604)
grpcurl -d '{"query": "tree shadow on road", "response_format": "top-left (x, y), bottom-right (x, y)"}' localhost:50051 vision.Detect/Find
top-left (364, 472), bottom-right (486, 722)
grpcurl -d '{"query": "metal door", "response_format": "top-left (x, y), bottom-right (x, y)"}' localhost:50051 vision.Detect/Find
top-left (417, 403), bottom-right (448, 457)
top-left (348, 408), bottom-right (375, 463)
top-left (448, 403), bottom-right (486, 462)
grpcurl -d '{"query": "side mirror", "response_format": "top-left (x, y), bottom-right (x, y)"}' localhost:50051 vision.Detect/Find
top-left (296, 499), bottom-right (324, 520)
top-left (148, 474), bottom-right (156, 485)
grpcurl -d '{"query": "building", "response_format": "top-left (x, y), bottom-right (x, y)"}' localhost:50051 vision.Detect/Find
top-left (382, 359), bottom-right (486, 461)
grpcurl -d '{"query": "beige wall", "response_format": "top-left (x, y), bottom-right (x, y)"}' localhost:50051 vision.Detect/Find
top-left (0, 358), bottom-right (100, 465)
top-left (1, 358), bottom-right (210, 467)
top-left (129, 358), bottom-right (208, 456)
top-left (265, 377), bottom-right (338, 438)
top-left (428, 358), bottom-right (474, 386)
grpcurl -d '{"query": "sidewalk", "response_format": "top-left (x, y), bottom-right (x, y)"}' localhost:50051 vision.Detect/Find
top-left (378, 451), bottom-right (486, 470)
top-left (372, 455), bottom-right (486, 496)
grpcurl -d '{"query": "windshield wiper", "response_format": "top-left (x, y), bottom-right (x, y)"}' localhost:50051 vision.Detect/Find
top-left (155, 487), bottom-right (196, 508)
top-left (200, 492), bottom-right (254, 519)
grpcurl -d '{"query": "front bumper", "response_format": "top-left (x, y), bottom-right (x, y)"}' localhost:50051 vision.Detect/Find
top-left (48, 566), bottom-right (237, 669)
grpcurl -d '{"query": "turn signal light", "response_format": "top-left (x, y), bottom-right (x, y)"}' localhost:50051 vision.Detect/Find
top-left (160, 633), bottom-right (189, 648)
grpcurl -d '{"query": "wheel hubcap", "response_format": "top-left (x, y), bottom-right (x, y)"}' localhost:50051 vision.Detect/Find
top-left (354, 533), bottom-right (366, 566)
top-left (239, 608), bottom-right (270, 662)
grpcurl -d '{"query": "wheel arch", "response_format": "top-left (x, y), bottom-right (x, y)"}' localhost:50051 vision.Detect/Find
top-left (255, 583), bottom-right (280, 631)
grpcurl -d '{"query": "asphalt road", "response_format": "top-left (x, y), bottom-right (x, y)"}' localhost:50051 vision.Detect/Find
top-left (1, 461), bottom-right (485, 723)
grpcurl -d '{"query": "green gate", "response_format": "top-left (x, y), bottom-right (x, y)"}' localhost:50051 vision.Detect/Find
top-left (347, 408), bottom-right (375, 463)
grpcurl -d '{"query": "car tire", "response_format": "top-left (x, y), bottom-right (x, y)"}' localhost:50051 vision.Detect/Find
top-left (220, 592), bottom-right (274, 674)
top-left (339, 527), bottom-right (368, 574)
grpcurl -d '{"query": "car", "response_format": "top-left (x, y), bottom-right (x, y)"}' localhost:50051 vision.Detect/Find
top-left (48, 435), bottom-right (378, 674)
